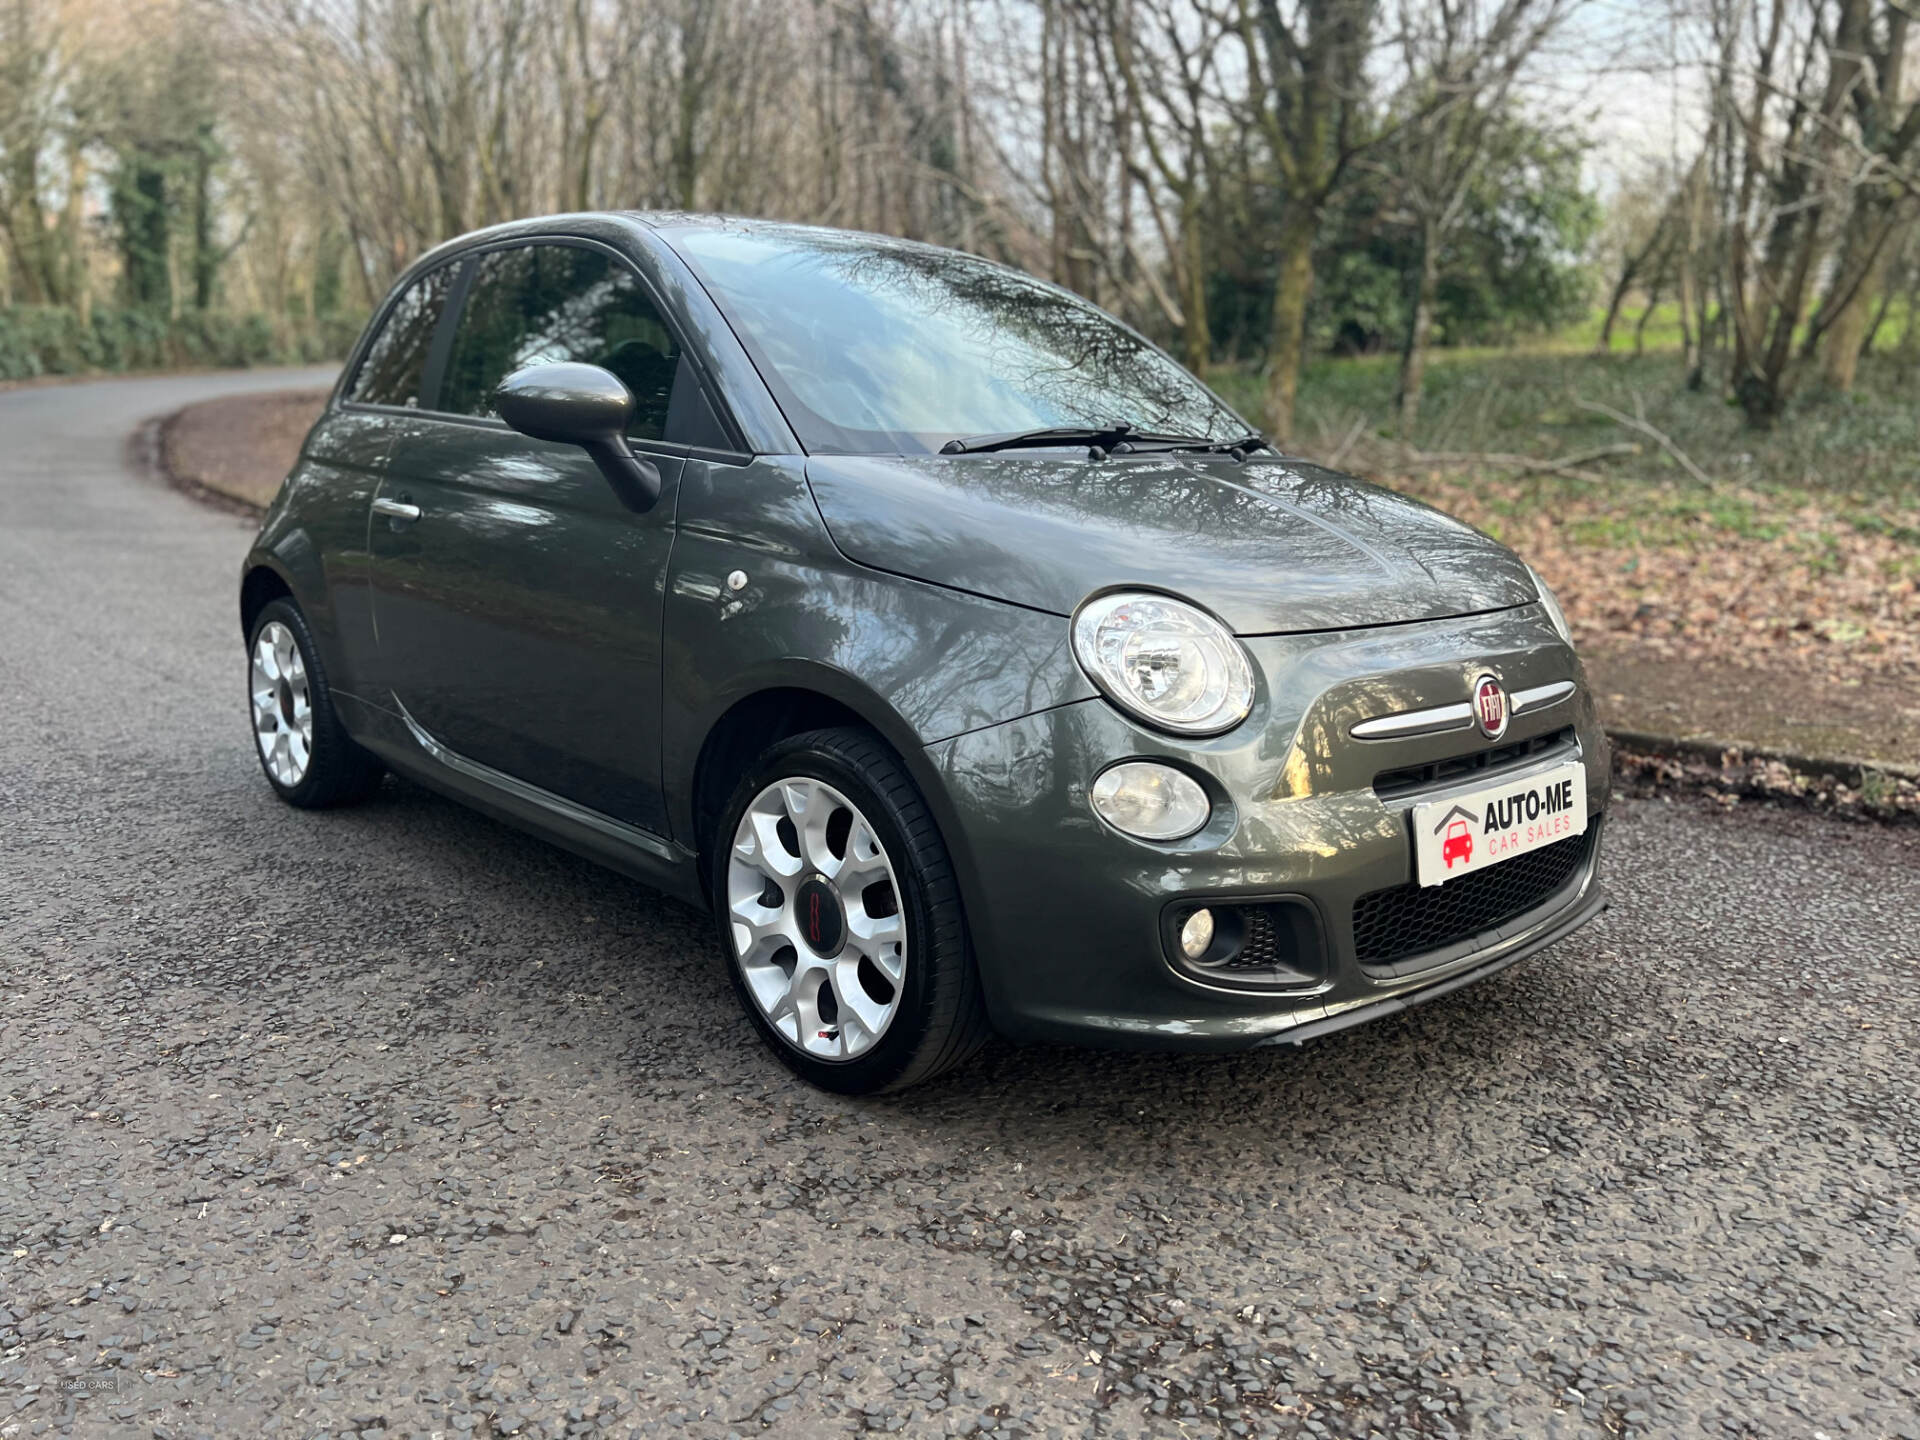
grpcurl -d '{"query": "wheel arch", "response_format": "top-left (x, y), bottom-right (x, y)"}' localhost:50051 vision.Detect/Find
top-left (690, 686), bottom-right (871, 857)
top-left (240, 562), bottom-right (296, 639)
top-left (679, 665), bottom-right (983, 914)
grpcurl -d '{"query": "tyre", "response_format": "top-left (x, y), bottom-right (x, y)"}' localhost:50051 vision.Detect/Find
top-left (247, 597), bottom-right (384, 809)
top-left (711, 727), bottom-right (991, 1094)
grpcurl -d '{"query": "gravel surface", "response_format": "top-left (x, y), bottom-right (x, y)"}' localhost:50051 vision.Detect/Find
top-left (3, 372), bottom-right (1917, 1439)
top-left (161, 388), bottom-right (333, 511)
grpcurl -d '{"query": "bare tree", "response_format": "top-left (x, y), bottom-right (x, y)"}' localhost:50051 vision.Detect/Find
top-left (1805, 0), bottom-right (1917, 390)
top-left (1091, 0), bottom-right (1233, 372)
top-left (1233, 0), bottom-right (1379, 441)
top-left (1592, 158), bottom-right (1685, 353)
top-left (0, 0), bottom-right (85, 305)
top-left (1722, 0), bottom-right (1917, 425)
top-left (1382, 0), bottom-right (1579, 435)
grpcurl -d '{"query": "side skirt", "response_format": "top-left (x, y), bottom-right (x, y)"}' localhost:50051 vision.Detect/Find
top-left (333, 689), bottom-right (708, 909)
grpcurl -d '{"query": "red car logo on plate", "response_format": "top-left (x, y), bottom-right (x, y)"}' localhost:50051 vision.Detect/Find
top-left (1473, 674), bottom-right (1508, 740)
top-left (1441, 819), bottom-right (1474, 869)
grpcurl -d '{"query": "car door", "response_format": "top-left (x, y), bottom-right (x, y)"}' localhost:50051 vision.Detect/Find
top-left (311, 258), bottom-right (462, 690)
top-left (367, 239), bottom-right (724, 835)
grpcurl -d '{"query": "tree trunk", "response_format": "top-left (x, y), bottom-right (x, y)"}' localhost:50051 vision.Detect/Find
top-left (1690, 239), bottom-right (1718, 390)
top-left (1900, 262), bottom-right (1920, 362)
top-left (191, 125), bottom-right (217, 311)
top-left (1394, 220), bottom-right (1438, 437)
top-left (1678, 171), bottom-right (1702, 388)
top-left (1821, 263), bottom-right (1879, 390)
top-left (1595, 238), bottom-right (1652, 354)
top-left (1817, 209), bottom-right (1902, 391)
top-left (672, 4), bottom-right (707, 211)
top-left (6, 147), bottom-right (60, 305)
top-left (1858, 283), bottom-right (1895, 357)
top-left (1633, 280), bottom-right (1662, 356)
top-left (61, 148), bottom-right (87, 317)
top-left (1736, 0), bottom-right (1872, 426)
top-left (573, 103), bottom-right (605, 212)
top-left (1264, 202), bottom-right (1318, 442)
top-left (1179, 192), bottom-right (1209, 377)
top-left (119, 161), bottom-right (171, 309)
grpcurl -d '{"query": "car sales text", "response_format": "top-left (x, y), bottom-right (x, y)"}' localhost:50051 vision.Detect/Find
top-left (1483, 777), bottom-right (1579, 856)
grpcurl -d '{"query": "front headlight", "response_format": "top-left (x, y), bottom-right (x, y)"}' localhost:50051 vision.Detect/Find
top-left (1527, 566), bottom-right (1573, 645)
top-left (1072, 591), bottom-right (1254, 736)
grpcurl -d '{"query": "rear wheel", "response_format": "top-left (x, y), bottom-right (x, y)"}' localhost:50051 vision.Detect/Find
top-left (712, 727), bottom-right (990, 1094)
top-left (247, 598), bottom-right (383, 808)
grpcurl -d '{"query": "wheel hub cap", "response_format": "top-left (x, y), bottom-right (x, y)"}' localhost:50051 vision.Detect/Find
top-left (793, 875), bottom-right (847, 958)
top-left (250, 621), bottom-right (313, 788)
top-left (726, 777), bottom-right (906, 1061)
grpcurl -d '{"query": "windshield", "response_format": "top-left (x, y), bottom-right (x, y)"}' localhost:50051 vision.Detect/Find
top-left (670, 226), bottom-right (1247, 455)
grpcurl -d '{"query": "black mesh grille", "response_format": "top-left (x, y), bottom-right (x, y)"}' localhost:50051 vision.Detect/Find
top-left (1374, 727), bottom-right (1576, 800)
top-left (1352, 828), bottom-right (1594, 967)
top-left (1219, 907), bottom-right (1290, 972)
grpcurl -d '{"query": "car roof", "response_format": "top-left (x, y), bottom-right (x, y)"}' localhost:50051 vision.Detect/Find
top-left (402, 210), bottom-right (986, 280)
top-left (620, 211), bottom-right (994, 263)
top-left (405, 211), bottom-right (1036, 299)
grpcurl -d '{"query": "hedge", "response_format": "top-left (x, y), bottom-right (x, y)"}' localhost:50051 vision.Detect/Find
top-left (0, 306), bottom-right (362, 381)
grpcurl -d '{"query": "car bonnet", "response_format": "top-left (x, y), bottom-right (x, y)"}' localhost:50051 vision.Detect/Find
top-left (802, 451), bottom-right (1537, 634)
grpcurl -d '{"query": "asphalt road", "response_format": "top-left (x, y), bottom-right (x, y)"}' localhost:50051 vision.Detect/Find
top-left (2, 372), bottom-right (1917, 1440)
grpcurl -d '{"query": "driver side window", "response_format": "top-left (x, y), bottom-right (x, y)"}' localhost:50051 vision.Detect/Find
top-left (440, 244), bottom-right (684, 440)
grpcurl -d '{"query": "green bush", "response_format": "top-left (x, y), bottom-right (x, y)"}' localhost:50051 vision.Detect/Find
top-left (0, 305), bottom-right (361, 381)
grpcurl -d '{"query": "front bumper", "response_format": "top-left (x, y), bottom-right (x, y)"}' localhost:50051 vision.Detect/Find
top-left (926, 605), bottom-right (1610, 1050)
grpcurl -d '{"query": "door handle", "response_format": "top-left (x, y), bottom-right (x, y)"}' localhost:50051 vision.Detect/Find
top-left (372, 497), bottom-right (421, 522)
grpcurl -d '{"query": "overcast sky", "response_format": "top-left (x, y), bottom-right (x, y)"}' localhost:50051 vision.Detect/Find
top-left (1529, 0), bottom-right (1704, 196)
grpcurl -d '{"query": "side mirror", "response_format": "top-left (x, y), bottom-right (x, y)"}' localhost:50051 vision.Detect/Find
top-left (493, 362), bottom-right (662, 512)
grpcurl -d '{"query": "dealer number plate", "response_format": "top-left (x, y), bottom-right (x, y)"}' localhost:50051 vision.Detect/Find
top-left (1410, 761), bottom-right (1587, 888)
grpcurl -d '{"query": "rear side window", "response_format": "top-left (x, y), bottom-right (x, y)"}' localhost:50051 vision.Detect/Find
top-left (441, 244), bottom-right (684, 440)
top-left (348, 263), bottom-right (456, 408)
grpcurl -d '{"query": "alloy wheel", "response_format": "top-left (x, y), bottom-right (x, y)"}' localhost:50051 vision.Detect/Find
top-left (725, 777), bottom-right (907, 1061)
top-left (250, 620), bottom-right (314, 788)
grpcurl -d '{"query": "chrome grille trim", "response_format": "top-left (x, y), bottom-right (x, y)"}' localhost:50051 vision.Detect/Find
top-left (1350, 679), bottom-right (1576, 740)
top-left (1510, 679), bottom-right (1576, 715)
top-left (1349, 701), bottom-right (1475, 741)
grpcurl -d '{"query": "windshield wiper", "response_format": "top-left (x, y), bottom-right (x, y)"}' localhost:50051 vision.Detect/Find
top-left (938, 423), bottom-right (1274, 460)
top-left (1120, 433), bottom-right (1274, 459)
top-left (938, 423), bottom-right (1142, 456)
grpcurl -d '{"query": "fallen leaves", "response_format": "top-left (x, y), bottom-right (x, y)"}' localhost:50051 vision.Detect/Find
top-left (1613, 745), bottom-right (1920, 824)
top-left (1374, 469), bottom-right (1920, 687)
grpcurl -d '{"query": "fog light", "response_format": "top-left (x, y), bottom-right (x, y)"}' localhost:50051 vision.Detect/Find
top-left (1179, 908), bottom-right (1215, 960)
top-left (1090, 762), bottom-right (1210, 840)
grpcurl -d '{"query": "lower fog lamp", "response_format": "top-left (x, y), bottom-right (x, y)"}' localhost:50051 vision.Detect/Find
top-left (1178, 907), bottom-right (1216, 960)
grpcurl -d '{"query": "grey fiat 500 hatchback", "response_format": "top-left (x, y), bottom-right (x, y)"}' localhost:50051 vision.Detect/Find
top-left (240, 212), bottom-right (1607, 1093)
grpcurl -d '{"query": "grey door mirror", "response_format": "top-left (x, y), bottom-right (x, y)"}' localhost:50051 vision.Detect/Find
top-left (493, 362), bottom-right (662, 512)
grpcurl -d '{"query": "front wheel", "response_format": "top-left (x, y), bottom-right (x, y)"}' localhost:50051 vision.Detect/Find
top-left (711, 727), bottom-right (990, 1094)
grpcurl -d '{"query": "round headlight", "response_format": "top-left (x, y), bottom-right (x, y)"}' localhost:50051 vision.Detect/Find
top-left (1090, 762), bottom-right (1211, 841)
top-left (1072, 592), bottom-right (1254, 736)
top-left (1527, 565), bottom-right (1573, 645)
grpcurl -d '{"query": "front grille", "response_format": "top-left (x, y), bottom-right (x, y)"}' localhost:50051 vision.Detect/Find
top-left (1352, 828), bottom-right (1594, 967)
top-left (1373, 727), bottom-right (1575, 800)
top-left (1220, 906), bottom-right (1294, 973)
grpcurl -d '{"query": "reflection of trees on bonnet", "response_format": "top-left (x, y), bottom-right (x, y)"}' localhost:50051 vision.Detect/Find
top-left (846, 449), bottom-right (1486, 566)
top-left (680, 225), bottom-right (1242, 452)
